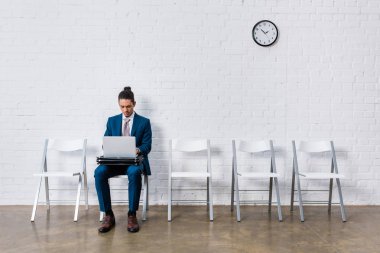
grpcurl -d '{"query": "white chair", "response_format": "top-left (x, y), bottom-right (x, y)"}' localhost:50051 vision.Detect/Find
top-left (168, 139), bottom-right (213, 221)
top-left (31, 139), bottom-right (88, 222)
top-left (99, 174), bottom-right (149, 221)
top-left (231, 140), bottom-right (283, 222)
top-left (290, 140), bottom-right (347, 222)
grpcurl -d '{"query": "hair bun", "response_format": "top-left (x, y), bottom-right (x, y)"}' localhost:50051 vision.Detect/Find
top-left (124, 86), bottom-right (131, 91)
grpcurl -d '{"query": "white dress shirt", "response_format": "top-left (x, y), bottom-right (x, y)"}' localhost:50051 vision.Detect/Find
top-left (122, 111), bottom-right (135, 136)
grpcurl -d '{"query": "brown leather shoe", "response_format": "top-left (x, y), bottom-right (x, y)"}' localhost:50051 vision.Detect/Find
top-left (98, 215), bottom-right (115, 233)
top-left (127, 214), bottom-right (139, 233)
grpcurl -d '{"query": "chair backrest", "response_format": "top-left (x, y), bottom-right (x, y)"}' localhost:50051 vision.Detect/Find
top-left (297, 141), bottom-right (331, 153)
top-left (48, 139), bottom-right (86, 152)
top-left (41, 138), bottom-right (87, 173)
top-left (292, 140), bottom-right (340, 174)
top-left (171, 139), bottom-right (208, 152)
top-left (169, 138), bottom-right (211, 174)
top-left (237, 140), bottom-right (271, 153)
top-left (232, 140), bottom-right (277, 174)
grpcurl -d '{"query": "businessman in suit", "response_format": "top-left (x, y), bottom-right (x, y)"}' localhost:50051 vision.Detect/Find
top-left (95, 87), bottom-right (152, 233)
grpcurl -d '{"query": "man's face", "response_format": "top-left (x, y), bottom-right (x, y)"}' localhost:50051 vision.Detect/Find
top-left (119, 99), bottom-right (135, 117)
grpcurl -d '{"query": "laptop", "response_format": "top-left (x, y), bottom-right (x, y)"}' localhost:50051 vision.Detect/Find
top-left (103, 136), bottom-right (136, 158)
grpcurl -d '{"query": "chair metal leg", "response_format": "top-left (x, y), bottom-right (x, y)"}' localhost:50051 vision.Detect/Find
top-left (268, 177), bottom-right (273, 213)
top-left (168, 176), bottom-right (172, 222)
top-left (146, 176), bottom-right (149, 211)
top-left (83, 172), bottom-right (89, 210)
top-left (74, 175), bottom-right (82, 222)
top-left (292, 141), bottom-right (304, 222)
top-left (31, 177), bottom-right (43, 222)
top-left (330, 141), bottom-right (347, 222)
top-left (44, 177), bottom-right (50, 210)
top-left (207, 178), bottom-right (210, 212)
top-left (290, 163), bottom-right (295, 212)
top-left (231, 160), bottom-right (235, 212)
top-left (142, 175), bottom-right (148, 221)
top-left (235, 174), bottom-right (241, 222)
top-left (336, 178), bottom-right (347, 222)
top-left (208, 177), bottom-right (214, 221)
top-left (296, 173), bottom-right (304, 222)
top-left (269, 143), bottom-right (282, 222)
top-left (99, 212), bottom-right (104, 222)
top-left (328, 178), bottom-right (333, 213)
top-left (231, 144), bottom-right (240, 222)
top-left (268, 159), bottom-right (274, 213)
top-left (274, 177), bottom-right (283, 221)
top-left (328, 160), bottom-right (334, 213)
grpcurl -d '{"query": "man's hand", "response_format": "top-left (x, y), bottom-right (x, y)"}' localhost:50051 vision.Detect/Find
top-left (136, 148), bottom-right (140, 155)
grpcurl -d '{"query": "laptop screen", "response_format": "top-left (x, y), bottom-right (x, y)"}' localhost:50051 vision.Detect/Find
top-left (103, 136), bottom-right (136, 158)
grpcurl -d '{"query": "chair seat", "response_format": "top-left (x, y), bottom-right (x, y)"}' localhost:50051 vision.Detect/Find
top-left (299, 172), bottom-right (344, 179)
top-left (171, 172), bottom-right (211, 178)
top-left (238, 172), bottom-right (279, 178)
top-left (33, 172), bottom-right (81, 177)
top-left (111, 175), bottom-right (128, 178)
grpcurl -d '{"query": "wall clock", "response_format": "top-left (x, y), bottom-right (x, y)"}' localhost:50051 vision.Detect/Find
top-left (252, 20), bottom-right (278, 47)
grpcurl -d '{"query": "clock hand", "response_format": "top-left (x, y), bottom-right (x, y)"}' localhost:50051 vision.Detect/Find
top-left (260, 29), bottom-right (266, 34)
top-left (263, 31), bottom-right (270, 39)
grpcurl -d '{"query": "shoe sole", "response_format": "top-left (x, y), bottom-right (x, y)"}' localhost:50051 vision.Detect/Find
top-left (127, 227), bottom-right (139, 233)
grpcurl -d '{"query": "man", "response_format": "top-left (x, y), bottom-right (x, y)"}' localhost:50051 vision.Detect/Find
top-left (95, 86), bottom-right (152, 233)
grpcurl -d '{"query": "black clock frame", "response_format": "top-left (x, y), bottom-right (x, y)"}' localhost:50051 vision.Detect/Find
top-left (252, 20), bottom-right (278, 47)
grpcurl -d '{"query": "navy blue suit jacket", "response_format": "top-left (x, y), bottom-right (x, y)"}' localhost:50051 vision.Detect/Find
top-left (104, 113), bottom-right (152, 175)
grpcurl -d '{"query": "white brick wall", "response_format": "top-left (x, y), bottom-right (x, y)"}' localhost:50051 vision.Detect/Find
top-left (1, 0), bottom-right (379, 205)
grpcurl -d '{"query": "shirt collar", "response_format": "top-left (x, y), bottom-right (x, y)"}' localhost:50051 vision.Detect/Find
top-left (123, 111), bottom-right (135, 121)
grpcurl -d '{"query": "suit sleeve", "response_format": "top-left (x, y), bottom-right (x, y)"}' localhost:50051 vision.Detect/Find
top-left (137, 119), bottom-right (152, 155)
top-left (104, 118), bottom-right (111, 136)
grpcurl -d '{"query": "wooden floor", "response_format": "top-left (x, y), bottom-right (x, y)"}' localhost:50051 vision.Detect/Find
top-left (0, 205), bottom-right (379, 253)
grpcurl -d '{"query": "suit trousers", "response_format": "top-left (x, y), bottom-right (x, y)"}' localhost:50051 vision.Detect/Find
top-left (94, 164), bottom-right (143, 212)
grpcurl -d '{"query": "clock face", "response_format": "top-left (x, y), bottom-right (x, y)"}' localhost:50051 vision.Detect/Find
top-left (252, 20), bottom-right (278, 47)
